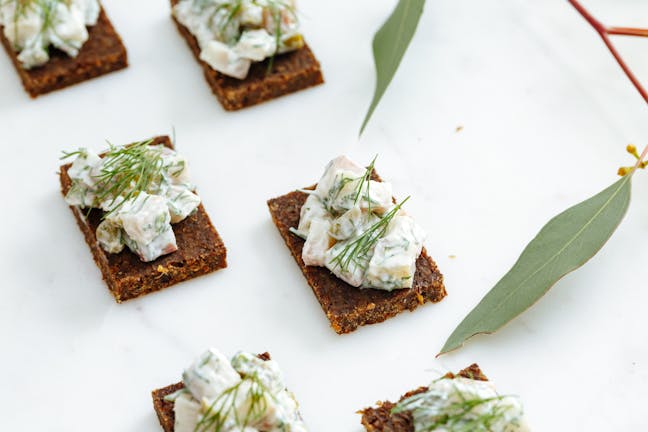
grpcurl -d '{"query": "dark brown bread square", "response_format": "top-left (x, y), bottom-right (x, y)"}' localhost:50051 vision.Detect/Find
top-left (152, 353), bottom-right (273, 432)
top-left (170, 0), bottom-right (324, 111)
top-left (359, 364), bottom-right (488, 432)
top-left (267, 179), bottom-right (447, 334)
top-left (59, 135), bottom-right (227, 302)
top-left (152, 382), bottom-right (184, 432)
top-left (0, 7), bottom-right (127, 98)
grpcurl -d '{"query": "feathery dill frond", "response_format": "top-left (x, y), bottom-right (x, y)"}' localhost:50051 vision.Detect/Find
top-left (329, 196), bottom-right (409, 272)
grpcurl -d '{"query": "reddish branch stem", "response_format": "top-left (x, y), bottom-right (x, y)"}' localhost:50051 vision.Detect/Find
top-left (567, 0), bottom-right (648, 104)
top-left (639, 146), bottom-right (648, 166)
top-left (607, 27), bottom-right (648, 38)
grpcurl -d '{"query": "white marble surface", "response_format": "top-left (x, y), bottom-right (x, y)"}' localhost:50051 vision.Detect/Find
top-left (1, 0), bottom-right (648, 430)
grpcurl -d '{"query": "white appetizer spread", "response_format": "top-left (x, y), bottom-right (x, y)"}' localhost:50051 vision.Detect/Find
top-left (64, 140), bottom-right (201, 262)
top-left (173, 0), bottom-right (304, 79)
top-left (395, 375), bottom-right (529, 431)
top-left (0, 0), bottom-right (100, 69)
top-left (165, 349), bottom-right (308, 432)
top-left (292, 156), bottom-right (426, 291)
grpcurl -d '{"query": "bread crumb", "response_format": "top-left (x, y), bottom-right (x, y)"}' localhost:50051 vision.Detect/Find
top-left (415, 292), bottom-right (424, 305)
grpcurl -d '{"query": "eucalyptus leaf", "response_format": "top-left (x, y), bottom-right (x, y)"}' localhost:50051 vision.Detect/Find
top-left (439, 174), bottom-right (634, 355)
top-left (360, 0), bottom-right (426, 135)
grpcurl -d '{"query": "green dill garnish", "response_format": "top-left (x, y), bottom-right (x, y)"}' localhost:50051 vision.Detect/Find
top-left (329, 196), bottom-right (410, 272)
top-left (392, 380), bottom-right (520, 431)
top-left (194, 373), bottom-right (275, 432)
top-left (321, 174), bottom-right (354, 213)
top-left (265, 2), bottom-right (281, 74)
top-left (39, 0), bottom-right (59, 37)
top-left (61, 139), bottom-right (166, 216)
top-left (353, 155), bottom-right (377, 213)
top-left (163, 388), bottom-right (188, 402)
top-left (208, 0), bottom-right (242, 44)
top-left (6, 0), bottom-right (78, 53)
top-left (264, 0), bottom-right (298, 75)
top-left (11, 1), bottom-right (26, 49)
top-left (60, 148), bottom-right (87, 160)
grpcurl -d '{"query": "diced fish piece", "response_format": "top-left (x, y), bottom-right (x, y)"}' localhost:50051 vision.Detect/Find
top-left (363, 215), bottom-right (425, 290)
top-left (301, 219), bottom-right (331, 266)
top-left (71, 0), bottom-right (101, 25)
top-left (16, 38), bottom-right (48, 69)
top-left (173, 392), bottom-right (202, 432)
top-left (200, 40), bottom-right (251, 80)
top-left (48, 3), bottom-right (89, 57)
top-left (240, 0), bottom-right (263, 26)
top-left (314, 156), bottom-right (365, 206)
top-left (118, 194), bottom-right (172, 246)
top-left (66, 149), bottom-right (101, 186)
top-left (166, 185), bottom-right (201, 223)
top-left (219, 379), bottom-right (277, 429)
top-left (329, 206), bottom-right (379, 241)
top-left (278, 32), bottom-right (304, 54)
top-left (231, 351), bottom-right (285, 394)
top-left (331, 178), bottom-right (392, 215)
top-left (183, 349), bottom-right (242, 403)
top-left (111, 193), bottom-right (178, 262)
top-left (123, 227), bottom-right (177, 262)
top-left (160, 147), bottom-right (192, 185)
top-left (65, 149), bottom-right (102, 208)
top-left (0, 2), bottom-right (43, 49)
top-left (297, 194), bottom-right (330, 234)
top-left (235, 29), bottom-right (276, 61)
top-left (96, 219), bottom-right (124, 254)
top-left (324, 240), bottom-right (370, 287)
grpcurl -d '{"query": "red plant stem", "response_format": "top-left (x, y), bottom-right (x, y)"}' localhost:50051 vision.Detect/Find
top-left (567, 0), bottom-right (648, 105)
top-left (608, 27), bottom-right (648, 38)
top-left (639, 145), bottom-right (648, 167)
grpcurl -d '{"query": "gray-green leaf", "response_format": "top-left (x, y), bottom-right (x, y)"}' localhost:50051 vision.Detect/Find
top-left (439, 174), bottom-right (634, 355)
top-left (359, 0), bottom-right (426, 135)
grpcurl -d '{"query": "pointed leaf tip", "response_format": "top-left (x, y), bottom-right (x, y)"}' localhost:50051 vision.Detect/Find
top-left (359, 0), bottom-right (426, 135)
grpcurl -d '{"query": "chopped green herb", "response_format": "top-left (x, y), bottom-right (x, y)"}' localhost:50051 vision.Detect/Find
top-left (353, 155), bottom-right (378, 213)
top-left (392, 379), bottom-right (521, 432)
top-left (329, 196), bottom-right (410, 272)
top-left (194, 373), bottom-right (275, 432)
top-left (61, 139), bottom-right (165, 217)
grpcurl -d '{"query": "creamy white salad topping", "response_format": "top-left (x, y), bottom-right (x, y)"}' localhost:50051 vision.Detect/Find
top-left (292, 156), bottom-right (426, 291)
top-left (394, 376), bottom-right (529, 432)
top-left (0, 0), bottom-right (100, 69)
top-left (63, 140), bottom-right (201, 262)
top-left (172, 0), bottom-right (303, 79)
top-left (165, 349), bottom-right (308, 432)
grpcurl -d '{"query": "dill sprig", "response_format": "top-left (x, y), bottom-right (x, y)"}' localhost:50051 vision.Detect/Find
top-left (10, 0), bottom-right (33, 49)
top-left (329, 196), bottom-right (410, 272)
top-left (62, 139), bottom-right (165, 216)
top-left (392, 380), bottom-right (519, 431)
top-left (194, 373), bottom-right (274, 432)
top-left (263, 0), bottom-right (298, 74)
top-left (7, 0), bottom-right (72, 51)
top-left (39, 0), bottom-right (59, 36)
top-left (207, 0), bottom-right (242, 44)
top-left (353, 155), bottom-right (378, 214)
